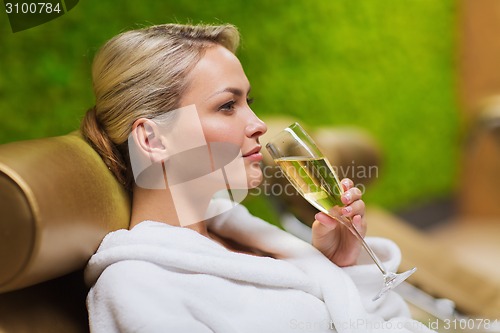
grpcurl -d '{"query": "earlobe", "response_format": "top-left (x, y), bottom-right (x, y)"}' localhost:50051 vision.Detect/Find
top-left (131, 118), bottom-right (168, 163)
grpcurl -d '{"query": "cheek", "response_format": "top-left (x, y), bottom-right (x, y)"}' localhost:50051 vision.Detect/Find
top-left (202, 120), bottom-right (244, 148)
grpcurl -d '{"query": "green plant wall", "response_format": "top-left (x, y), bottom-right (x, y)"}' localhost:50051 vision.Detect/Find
top-left (0, 0), bottom-right (459, 220)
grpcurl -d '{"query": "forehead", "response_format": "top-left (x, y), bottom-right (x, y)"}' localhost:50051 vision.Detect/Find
top-left (183, 45), bottom-right (250, 99)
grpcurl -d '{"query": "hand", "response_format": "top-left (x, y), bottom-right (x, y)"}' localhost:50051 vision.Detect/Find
top-left (311, 178), bottom-right (366, 267)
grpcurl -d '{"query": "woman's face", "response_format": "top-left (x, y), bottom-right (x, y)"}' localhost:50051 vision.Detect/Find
top-left (178, 45), bottom-right (267, 188)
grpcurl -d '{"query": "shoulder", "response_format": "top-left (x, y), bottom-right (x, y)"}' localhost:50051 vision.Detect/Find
top-left (88, 260), bottom-right (195, 317)
top-left (92, 260), bottom-right (176, 298)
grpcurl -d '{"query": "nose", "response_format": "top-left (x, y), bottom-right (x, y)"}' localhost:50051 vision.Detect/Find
top-left (245, 111), bottom-right (267, 139)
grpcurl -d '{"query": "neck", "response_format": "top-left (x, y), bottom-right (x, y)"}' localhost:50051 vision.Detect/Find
top-left (129, 183), bottom-right (216, 238)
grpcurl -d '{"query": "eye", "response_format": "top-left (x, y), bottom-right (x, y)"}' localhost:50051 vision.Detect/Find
top-left (246, 97), bottom-right (254, 105)
top-left (218, 100), bottom-right (236, 112)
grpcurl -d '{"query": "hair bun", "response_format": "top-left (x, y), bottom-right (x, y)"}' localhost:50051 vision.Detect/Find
top-left (80, 106), bottom-right (127, 187)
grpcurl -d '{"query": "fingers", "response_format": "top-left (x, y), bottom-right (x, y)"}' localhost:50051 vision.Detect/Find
top-left (341, 186), bottom-right (362, 205)
top-left (314, 212), bottom-right (339, 231)
top-left (351, 214), bottom-right (367, 237)
top-left (316, 177), bottom-right (366, 237)
top-left (338, 178), bottom-right (366, 226)
top-left (341, 199), bottom-right (365, 218)
top-left (340, 178), bottom-right (354, 191)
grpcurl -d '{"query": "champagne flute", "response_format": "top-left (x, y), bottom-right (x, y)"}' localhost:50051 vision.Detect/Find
top-left (265, 122), bottom-right (416, 301)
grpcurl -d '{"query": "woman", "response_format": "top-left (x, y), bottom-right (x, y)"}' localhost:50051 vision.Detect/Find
top-left (82, 23), bottom-right (432, 332)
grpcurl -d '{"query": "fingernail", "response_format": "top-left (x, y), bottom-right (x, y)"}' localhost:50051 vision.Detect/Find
top-left (342, 206), bottom-right (352, 215)
top-left (343, 192), bottom-right (351, 204)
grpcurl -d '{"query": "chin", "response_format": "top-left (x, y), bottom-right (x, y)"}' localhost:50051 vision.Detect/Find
top-left (246, 172), bottom-right (263, 189)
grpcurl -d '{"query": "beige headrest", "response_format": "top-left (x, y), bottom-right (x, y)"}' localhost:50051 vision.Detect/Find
top-left (0, 132), bottom-right (130, 293)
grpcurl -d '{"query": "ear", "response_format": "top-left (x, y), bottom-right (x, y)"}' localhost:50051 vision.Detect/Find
top-left (130, 118), bottom-right (168, 163)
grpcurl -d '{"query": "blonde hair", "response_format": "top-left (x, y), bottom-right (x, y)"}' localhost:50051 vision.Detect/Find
top-left (81, 23), bottom-right (240, 189)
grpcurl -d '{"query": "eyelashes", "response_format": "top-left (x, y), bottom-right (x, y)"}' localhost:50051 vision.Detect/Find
top-left (218, 100), bottom-right (236, 112)
top-left (218, 97), bottom-right (254, 112)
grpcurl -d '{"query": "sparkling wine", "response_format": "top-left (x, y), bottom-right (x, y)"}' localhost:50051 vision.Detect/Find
top-left (275, 157), bottom-right (344, 214)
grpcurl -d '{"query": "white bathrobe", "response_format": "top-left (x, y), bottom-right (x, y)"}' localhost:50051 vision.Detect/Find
top-left (85, 200), bottom-right (434, 333)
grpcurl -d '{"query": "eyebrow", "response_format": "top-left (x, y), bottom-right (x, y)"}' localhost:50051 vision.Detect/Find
top-left (206, 86), bottom-right (251, 100)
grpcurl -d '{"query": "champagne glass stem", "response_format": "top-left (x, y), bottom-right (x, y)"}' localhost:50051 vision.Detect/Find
top-left (330, 214), bottom-right (388, 276)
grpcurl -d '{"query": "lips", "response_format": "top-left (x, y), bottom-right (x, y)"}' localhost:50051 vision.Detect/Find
top-left (242, 145), bottom-right (262, 157)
